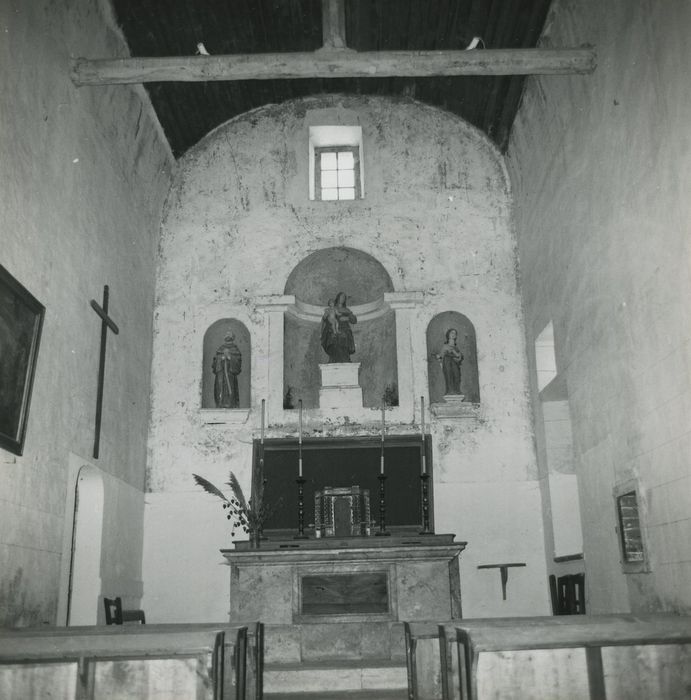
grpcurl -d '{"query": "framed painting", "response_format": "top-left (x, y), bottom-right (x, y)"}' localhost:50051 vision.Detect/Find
top-left (0, 264), bottom-right (45, 455)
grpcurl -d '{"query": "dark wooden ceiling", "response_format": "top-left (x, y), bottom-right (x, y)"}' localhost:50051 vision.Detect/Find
top-left (110, 0), bottom-right (553, 158)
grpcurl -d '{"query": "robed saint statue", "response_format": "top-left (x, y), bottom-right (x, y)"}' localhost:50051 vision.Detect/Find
top-left (212, 332), bottom-right (242, 408)
top-left (433, 328), bottom-right (463, 395)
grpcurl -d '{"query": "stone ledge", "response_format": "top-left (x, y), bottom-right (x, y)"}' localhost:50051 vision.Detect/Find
top-left (430, 399), bottom-right (481, 419)
top-left (199, 408), bottom-right (250, 425)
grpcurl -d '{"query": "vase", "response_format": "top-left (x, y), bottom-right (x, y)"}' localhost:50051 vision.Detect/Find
top-left (249, 529), bottom-right (261, 549)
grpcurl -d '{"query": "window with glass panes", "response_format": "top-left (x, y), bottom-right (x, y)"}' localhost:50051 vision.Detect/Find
top-left (315, 146), bottom-right (361, 200)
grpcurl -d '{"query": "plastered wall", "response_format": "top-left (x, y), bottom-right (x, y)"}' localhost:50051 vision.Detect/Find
top-left (0, 0), bottom-right (173, 625)
top-left (144, 95), bottom-right (549, 621)
top-left (507, 0), bottom-right (691, 612)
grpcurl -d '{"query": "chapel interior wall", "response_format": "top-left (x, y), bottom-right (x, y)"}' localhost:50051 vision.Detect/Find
top-left (144, 94), bottom-right (548, 622)
top-left (507, 0), bottom-right (691, 613)
top-left (0, 0), bottom-right (173, 625)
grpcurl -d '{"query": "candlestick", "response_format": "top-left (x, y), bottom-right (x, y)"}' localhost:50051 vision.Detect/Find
top-left (375, 474), bottom-right (391, 536)
top-left (294, 476), bottom-right (308, 539)
top-left (419, 472), bottom-right (432, 534)
top-left (260, 398), bottom-right (265, 444)
top-left (298, 456), bottom-right (303, 478)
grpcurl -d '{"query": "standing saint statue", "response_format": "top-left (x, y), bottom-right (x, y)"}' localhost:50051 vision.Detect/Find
top-left (212, 332), bottom-right (242, 408)
top-left (433, 328), bottom-right (463, 395)
top-left (320, 292), bottom-right (357, 363)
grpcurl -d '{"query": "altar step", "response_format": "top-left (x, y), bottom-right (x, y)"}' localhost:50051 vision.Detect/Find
top-left (262, 658), bottom-right (408, 698)
top-left (265, 691), bottom-right (407, 699)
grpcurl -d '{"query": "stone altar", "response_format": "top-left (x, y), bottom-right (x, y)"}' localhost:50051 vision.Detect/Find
top-left (221, 534), bottom-right (466, 624)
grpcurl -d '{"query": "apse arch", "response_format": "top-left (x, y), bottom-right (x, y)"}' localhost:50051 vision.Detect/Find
top-left (283, 247), bottom-right (398, 409)
top-left (426, 311), bottom-right (480, 404)
top-left (284, 246), bottom-right (394, 304)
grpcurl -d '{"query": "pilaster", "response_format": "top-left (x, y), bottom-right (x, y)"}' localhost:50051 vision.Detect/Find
top-left (256, 295), bottom-right (296, 422)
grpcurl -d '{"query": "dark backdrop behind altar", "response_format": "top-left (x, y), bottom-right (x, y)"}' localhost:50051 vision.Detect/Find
top-left (259, 438), bottom-right (427, 533)
top-left (143, 94), bottom-right (547, 622)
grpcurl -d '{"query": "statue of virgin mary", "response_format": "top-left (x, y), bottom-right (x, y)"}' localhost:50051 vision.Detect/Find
top-left (320, 292), bottom-right (357, 363)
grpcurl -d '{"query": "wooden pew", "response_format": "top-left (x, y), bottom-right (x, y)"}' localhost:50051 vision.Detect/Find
top-left (453, 614), bottom-right (691, 700)
top-left (0, 623), bottom-right (252, 700)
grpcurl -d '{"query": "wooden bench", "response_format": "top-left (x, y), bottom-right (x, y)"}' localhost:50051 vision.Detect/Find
top-left (454, 614), bottom-right (691, 700)
top-left (0, 623), bottom-right (253, 700)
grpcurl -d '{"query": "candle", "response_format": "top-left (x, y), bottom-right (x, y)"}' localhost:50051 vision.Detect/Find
top-left (260, 398), bottom-right (265, 445)
top-left (380, 406), bottom-right (385, 474)
top-left (421, 396), bottom-right (425, 436)
top-left (298, 399), bottom-right (303, 477)
top-left (421, 396), bottom-right (427, 474)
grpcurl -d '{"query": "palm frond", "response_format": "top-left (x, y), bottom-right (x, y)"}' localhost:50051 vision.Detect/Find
top-left (226, 471), bottom-right (248, 512)
top-left (253, 456), bottom-right (265, 508)
top-left (193, 474), bottom-right (229, 502)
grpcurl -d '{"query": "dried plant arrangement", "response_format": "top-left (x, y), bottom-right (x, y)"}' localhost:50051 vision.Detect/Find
top-left (193, 469), bottom-right (276, 540)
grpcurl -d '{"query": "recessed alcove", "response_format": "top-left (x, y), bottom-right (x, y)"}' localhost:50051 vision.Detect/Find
top-left (283, 247), bottom-right (398, 409)
top-left (426, 311), bottom-right (480, 405)
top-left (201, 319), bottom-right (251, 409)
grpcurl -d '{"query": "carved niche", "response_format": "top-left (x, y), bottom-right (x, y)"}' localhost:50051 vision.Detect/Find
top-left (426, 311), bottom-right (479, 405)
top-left (282, 247), bottom-right (398, 409)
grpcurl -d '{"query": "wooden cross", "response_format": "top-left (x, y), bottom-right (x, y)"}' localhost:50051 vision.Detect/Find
top-left (90, 285), bottom-right (119, 459)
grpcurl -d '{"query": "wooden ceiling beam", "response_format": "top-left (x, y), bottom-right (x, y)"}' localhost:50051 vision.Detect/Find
top-left (71, 47), bottom-right (596, 86)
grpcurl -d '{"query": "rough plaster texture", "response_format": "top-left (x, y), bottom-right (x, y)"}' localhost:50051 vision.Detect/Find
top-left (145, 94), bottom-right (548, 621)
top-left (0, 0), bottom-right (174, 625)
top-left (507, 0), bottom-right (691, 612)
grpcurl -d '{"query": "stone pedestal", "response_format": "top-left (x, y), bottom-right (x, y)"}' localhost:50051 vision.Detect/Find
top-left (319, 362), bottom-right (363, 409)
top-left (431, 394), bottom-right (472, 418)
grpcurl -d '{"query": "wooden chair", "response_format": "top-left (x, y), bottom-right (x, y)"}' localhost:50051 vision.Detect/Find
top-left (103, 596), bottom-right (146, 625)
top-left (549, 574), bottom-right (586, 615)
